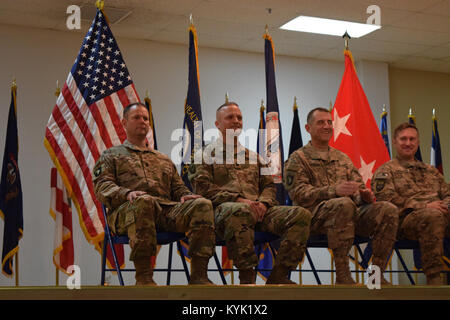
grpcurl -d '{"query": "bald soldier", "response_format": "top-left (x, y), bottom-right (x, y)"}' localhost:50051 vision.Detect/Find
top-left (188, 102), bottom-right (312, 285)
top-left (93, 102), bottom-right (216, 286)
top-left (372, 122), bottom-right (449, 285)
top-left (284, 107), bottom-right (399, 285)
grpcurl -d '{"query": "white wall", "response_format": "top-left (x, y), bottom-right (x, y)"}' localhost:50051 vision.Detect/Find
top-left (0, 23), bottom-right (394, 286)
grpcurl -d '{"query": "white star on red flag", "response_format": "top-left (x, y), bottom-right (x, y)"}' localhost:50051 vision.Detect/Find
top-left (359, 156), bottom-right (376, 185)
top-left (333, 110), bottom-right (352, 142)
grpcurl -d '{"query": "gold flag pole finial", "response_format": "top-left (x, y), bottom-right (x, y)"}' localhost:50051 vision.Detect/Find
top-left (265, 24), bottom-right (269, 35)
top-left (96, 0), bottom-right (104, 10)
top-left (12, 78), bottom-right (17, 89)
top-left (225, 92), bottom-right (229, 103)
top-left (260, 99), bottom-right (265, 110)
top-left (382, 104), bottom-right (386, 113)
top-left (432, 108), bottom-right (436, 117)
top-left (189, 14), bottom-right (194, 26)
top-left (145, 90), bottom-right (149, 100)
top-left (343, 31), bottom-right (351, 50)
top-left (409, 107), bottom-right (413, 116)
top-left (293, 97), bottom-right (298, 111)
top-left (55, 80), bottom-right (60, 97)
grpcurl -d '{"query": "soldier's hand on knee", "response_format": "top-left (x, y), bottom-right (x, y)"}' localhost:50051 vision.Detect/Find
top-left (336, 181), bottom-right (360, 197)
top-left (360, 188), bottom-right (375, 203)
top-left (427, 201), bottom-right (449, 214)
top-left (180, 194), bottom-right (202, 203)
top-left (127, 190), bottom-right (147, 203)
top-left (237, 197), bottom-right (260, 221)
top-left (255, 202), bottom-right (268, 221)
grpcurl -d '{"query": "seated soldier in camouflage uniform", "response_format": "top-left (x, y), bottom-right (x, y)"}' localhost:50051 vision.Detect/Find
top-left (188, 102), bottom-right (312, 285)
top-left (284, 107), bottom-right (399, 285)
top-left (93, 102), bottom-right (216, 286)
top-left (372, 122), bottom-right (449, 285)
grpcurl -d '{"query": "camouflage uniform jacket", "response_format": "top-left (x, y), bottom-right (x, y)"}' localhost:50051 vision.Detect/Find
top-left (372, 157), bottom-right (449, 211)
top-left (284, 141), bottom-right (365, 212)
top-left (188, 139), bottom-right (278, 208)
top-left (93, 140), bottom-right (192, 211)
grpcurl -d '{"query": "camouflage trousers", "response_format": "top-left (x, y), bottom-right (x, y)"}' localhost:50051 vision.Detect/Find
top-left (311, 197), bottom-right (399, 265)
top-left (215, 202), bottom-right (312, 270)
top-left (399, 207), bottom-right (447, 276)
top-left (110, 195), bottom-right (215, 261)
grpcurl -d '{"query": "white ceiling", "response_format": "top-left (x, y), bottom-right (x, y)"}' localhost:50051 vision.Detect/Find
top-left (2, 0), bottom-right (450, 73)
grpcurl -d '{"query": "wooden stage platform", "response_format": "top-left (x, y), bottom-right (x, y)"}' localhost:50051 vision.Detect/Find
top-left (1, 284), bottom-right (449, 300)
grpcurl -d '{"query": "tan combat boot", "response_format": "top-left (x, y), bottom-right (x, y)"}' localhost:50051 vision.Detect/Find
top-left (189, 256), bottom-right (214, 285)
top-left (334, 256), bottom-right (356, 285)
top-left (266, 264), bottom-right (296, 285)
top-left (134, 258), bottom-right (157, 286)
top-left (371, 256), bottom-right (392, 286)
top-left (426, 273), bottom-right (443, 286)
top-left (239, 269), bottom-right (256, 284)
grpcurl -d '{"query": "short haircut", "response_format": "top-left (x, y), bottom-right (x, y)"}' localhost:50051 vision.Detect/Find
top-left (123, 102), bottom-right (147, 118)
top-left (393, 122), bottom-right (419, 138)
top-left (216, 101), bottom-right (239, 119)
top-left (307, 107), bottom-right (330, 124)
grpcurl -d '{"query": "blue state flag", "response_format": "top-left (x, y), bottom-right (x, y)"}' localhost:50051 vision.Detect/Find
top-left (430, 111), bottom-right (443, 175)
top-left (380, 109), bottom-right (391, 158)
top-left (263, 31), bottom-right (285, 205)
top-left (286, 102), bottom-right (303, 206)
top-left (181, 23), bottom-right (203, 190)
top-left (408, 112), bottom-right (422, 161)
top-left (179, 23), bottom-right (204, 263)
top-left (255, 102), bottom-right (274, 280)
top-left (1, 84), bottom-right (23, 277)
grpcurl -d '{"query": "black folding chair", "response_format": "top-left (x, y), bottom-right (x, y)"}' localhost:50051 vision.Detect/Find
top-left (100, 204), bottom-right (190, 286)
top-left (211, 231), bottom-right (280, 284)
top-left (302, 234), bottom-right (370, 285)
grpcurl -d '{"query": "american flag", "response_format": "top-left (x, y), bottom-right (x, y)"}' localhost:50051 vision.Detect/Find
top-left (49, 167), bottom-right (74, 275)
top-left (44, 9), bottom-right (139, 266)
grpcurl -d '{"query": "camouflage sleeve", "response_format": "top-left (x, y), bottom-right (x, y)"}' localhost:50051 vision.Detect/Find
top-left (371, 166), bottom-right (424, 209)
top-left (92, 152), bottom-right (131, 209)
top-left (188, 163), bottom-right (240, 207)
top-left (347, 158), bottom-right (365, 205)
top-left (435, 170), bottom-right (450, 204)
top-left (283, 152), bottom-right (336, 208)
top-left (170, 162), bottom-right (192, 202)
top-left (257, 161), bottom-right (277, 207)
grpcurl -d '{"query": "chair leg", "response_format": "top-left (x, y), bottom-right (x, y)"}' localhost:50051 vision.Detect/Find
top-left (213, 251), bottom-right (227, 285)
top-left (305, 249), bottom-right (322, 285)
top-left (177, 241), bottom-right (191, 283)
top-left (166, 242), bottom-right (173, 285)
top-left (395, 248), bottom-right (416, 285)
top-left (107, 237), bottom-right (124, 286)
top-left (101, 238), bottom-right (108, 286)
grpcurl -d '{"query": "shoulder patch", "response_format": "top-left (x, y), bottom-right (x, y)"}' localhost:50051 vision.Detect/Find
top-left (375, 180), bottom-right (386, 192)
top-left (286, 173), bottom-right (294, 187)
top-left (94, 165), bottom-right (102, 177)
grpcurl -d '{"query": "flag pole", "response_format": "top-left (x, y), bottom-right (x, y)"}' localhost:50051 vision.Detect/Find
top-left (223, 92), bottom-right (235, 285)
top-left (12, 79), bottom-right (19, 287)
top-left (54, 80), bottom-right (61, 286)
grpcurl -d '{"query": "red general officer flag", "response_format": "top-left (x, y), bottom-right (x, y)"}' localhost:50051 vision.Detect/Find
top-left (329, 50), bottom-right (389, 188)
